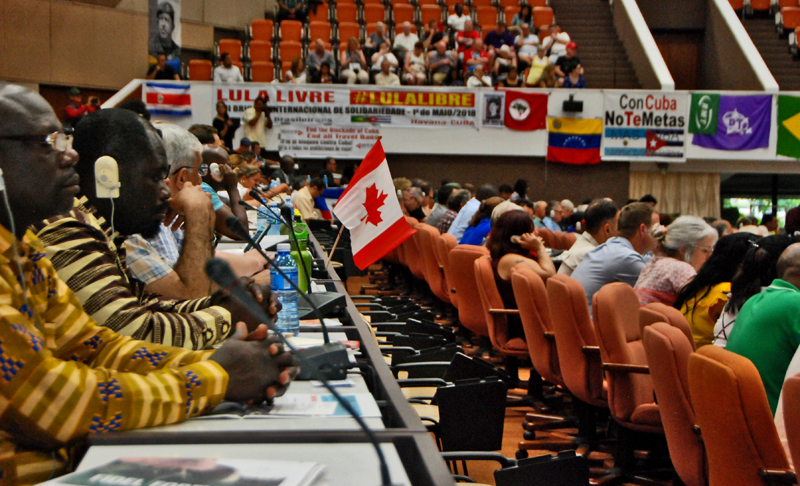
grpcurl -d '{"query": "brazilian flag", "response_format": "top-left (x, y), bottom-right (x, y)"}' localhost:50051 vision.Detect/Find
top-left (777, 95), bottom-right (800, 159)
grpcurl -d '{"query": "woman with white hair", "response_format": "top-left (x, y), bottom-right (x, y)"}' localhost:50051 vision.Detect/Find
top-left (633, 216), bottom-right (718, 306)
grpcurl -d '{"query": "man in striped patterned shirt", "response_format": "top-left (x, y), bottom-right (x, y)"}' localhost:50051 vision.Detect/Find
top-left (0, 84), bottom-right (297, 485)
top-left (34, 109), bottom-right (276, 350)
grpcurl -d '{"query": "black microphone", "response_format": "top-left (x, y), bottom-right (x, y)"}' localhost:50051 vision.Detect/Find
top-left (204, 258), bottom-right (394, 486)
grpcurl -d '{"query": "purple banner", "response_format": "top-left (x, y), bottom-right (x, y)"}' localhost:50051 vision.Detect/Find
top-left (692, 95), bottom-right (771, 151)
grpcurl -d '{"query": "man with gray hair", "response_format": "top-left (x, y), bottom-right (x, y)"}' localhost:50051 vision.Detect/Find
top-left (306, 39), bottom-right (335, 78)
top-left (559, 199), bottom-right (575, 231)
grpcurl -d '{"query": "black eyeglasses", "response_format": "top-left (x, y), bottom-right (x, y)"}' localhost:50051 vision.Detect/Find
top-left (170, 163), bottom-right (208, 177)
top-left (0, 131), bottom-right (73, 153)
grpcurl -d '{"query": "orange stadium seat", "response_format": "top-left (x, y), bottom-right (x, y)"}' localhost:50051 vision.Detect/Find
top-left (420, 5), bottom-right (444, 24)
top-left (496, 0), bottom-right (518, 9)
top-left (250, 61), bottom-right (275, 82)
top-left (471, 0), bottom-right (494, 8)
top-left (248, 40), bottom-right (272, 62)
top-left (363, 0), bottom-right (384, 5)
top-left (393, 4), bottom-right (416, 24)
top-left (443, 0), bottom-right (461, 7)
top-left (503, 6), bottom-right (517, 22)
top-left (475, 6), bottom-right (498, 26)
top-left (528, 0), bottom-right (547, 7)
top-left (728, 0), bottom-right (744, 9)
top-left (365, 22), bottom-right (379, 36)
top-left (779, 0), bottom-right (799, 8)
top-left (417, 0), bottom-right (440, 6)
top-left (188, 59), bottom-right (212, 80)
top-left (479, 23), bottom-right (497, 35)
top-left (278, 40), bottom-right (303, 63)
top-left (750, 0), bottom-right (771, 10)
top-left (280, 20), bottom-right (304, 42)
top-left (218, 39), bottom-right (243, 61)
top-left (309, 21), bottom-right (334, 42)
top-left (363, 4), bottom-right (387, 23)
top-left (337, 3), bottom-right (360, 23)
top-left (251, 19), bottom-right (274, 41)
top-left (781, 7), bottom-right (800, 30)
top-left (307, 5), bottom-right (330, 22)
top-left (337, 22), bottom-right (362, 43)
top-left (532, 6), bottom-right (553, 28)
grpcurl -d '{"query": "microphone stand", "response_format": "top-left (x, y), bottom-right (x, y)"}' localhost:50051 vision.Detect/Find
top-left (205, 258), bottom-right (395, 486)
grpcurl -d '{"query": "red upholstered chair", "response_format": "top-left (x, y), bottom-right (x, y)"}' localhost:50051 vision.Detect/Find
top-left (750, 0), bottom-right (771, 10)
top-left (474, 6), bottom-right (498, 27)
top-left (280, 60), bottom-right (293, 81)
top-left (643, 323), bottom-right (706, 486)
top-left (536, 227), bottom-right (556, 248)
top-left (218, 39), bottom-right (243, 62)
top-left (593, 282), bottom-right (666, 481)
top-left (363, 4), bottom-right (387, 23)
top-left (336, 3), bottom-right (360, 23)
top-left (728, 0), bottom-right (744, 9)
top-left (528, 0), bottom-right (547, 6)
top-left (436, 233), bottom-right (459, 308)
top-left (689, 346), bottom-right (795, 486)
top-left (532, 6), bottom-right (553, 28)
top-left (560, 232), bottom-right (576, 249)
top-left (280, 20), bottom-right (304, 43)
top-left (278, 41), bottom-right (303, 64)
top-left (393, 4), bottom-right (416, 24)
top-left (251, 19), bottom-right (275, 41)
top-left (188, 59), bottom-right (212, 80)
top-left (402, 216), bottom-right (426, 280)
top-left (449, 4), bottom-right (471, 15)
top-left (503, 6), bottom-right (517, 23)
top-left (415, 224), bottom-right (450, 304)
top-left (782, 373), bottom-right (800, 469)
top-left (250, 61), bottom-right (275, 82)
top-left (338, 22), bottom-right (362, 44)
top-left (248, 40), bottom-right (272, 62)
top-left (309, 21), bottom-right (334, 43)
top-left (471, 0), bottom-right (493, 8)
top-left (781, 7), bottom-right (800, 31)
top-left (780, 0), bottom-right (800, 8)
top-left (449, 245), bottom-right (490, 337)
top-left (640, 302), bottom-right (695, 351)
top-left (420, 5), bottom-right (445, 25)
top-left (307, 5), bottom-right (331, 22)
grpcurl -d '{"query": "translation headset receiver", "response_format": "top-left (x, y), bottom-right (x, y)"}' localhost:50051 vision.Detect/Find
top-left (94, 156), bottom-right (120, 199)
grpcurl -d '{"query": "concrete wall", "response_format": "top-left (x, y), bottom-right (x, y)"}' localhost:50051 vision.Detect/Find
top-left (612, 0), bottom-right (674, 90)
top-left (637, 0), bottom-right (706, 30)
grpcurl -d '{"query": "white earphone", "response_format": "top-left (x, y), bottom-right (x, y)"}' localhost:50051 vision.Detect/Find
top-left (95, 156), bottom-right (120, 199)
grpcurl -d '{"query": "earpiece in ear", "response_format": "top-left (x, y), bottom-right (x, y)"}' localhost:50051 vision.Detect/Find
top-left (95, 156), bottom-right (120, 199)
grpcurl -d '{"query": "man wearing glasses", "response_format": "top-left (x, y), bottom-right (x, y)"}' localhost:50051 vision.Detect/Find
top-left (34, 109), bottom-right (283, 351)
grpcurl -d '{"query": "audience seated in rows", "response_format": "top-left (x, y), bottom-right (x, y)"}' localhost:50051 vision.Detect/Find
top-left (448, 184), bottom-right (499, 242)
top-left (461, 197), bottom-right (504, 245)
top-left (633, 216), bottom-right (717, 307)
top-left (422, 19), bottom-right (448, 50)
top-left (713, 235), bottom-right (794, 348)
top-left (306, 39), bottom-right (335, 79)
top-left (509, 5), bottom-right (533, 34)
top-left (438, 189), bottom-right (470, 234)
top-left (428, 41), bottom-right (457, 85)
top-left (365, 22), bottom-right (390, 52)
top-left (674, 232), bottom-right (759, 348)
top-left (515, 23), bottom-right (540, 70)
top-left (558, 199), bottom-right (619, 276)
top-left (286, 57), bottom-right (308, 84)
top-left (467, 65), bottom-right (493, 87)
top-left (376, 59), bottom-right (402, 86)
top-left (371, 43), bottom-right (399, 77)
top-left (340, 37), bottom-right (370, 84)
top-left (448, 3), bottom-right (470, 32)
top-left (214, 52), bottom-right (244, 83)
top-left (572, 202), bottom-right (656, 313)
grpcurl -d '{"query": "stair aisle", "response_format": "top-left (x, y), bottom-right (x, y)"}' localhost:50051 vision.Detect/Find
top-left (549, 0), bottom-right (641, 89)
top-left (742, 16), bottom-right (800, 91)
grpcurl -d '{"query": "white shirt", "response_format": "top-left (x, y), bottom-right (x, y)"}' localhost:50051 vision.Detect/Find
top-left (515, 33), bottom-right (539, 56)
top-left (557, 232), bottom-right (599, 277)
top-left (213, 65), bottom-right (244, 83)
top-left (243, 110), bottom-right (268, 146)
top-left (371, 52), bottom-right (399, 72)
top-left (542, 32), bottom-right (570, 58)
top-left (467, 75), bottom-right (492, 87)
top-left (448, 197), bottom-right (480, 242)
top-left (375, 72), bottom-right (401, 86)
top-left (447, 14), bottom-right (469, 32)
top-left (394, 33), bottom-right (419, 51)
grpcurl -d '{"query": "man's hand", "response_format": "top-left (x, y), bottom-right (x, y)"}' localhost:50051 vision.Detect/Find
top-left (220, 163), bottom-right (238, 192)
top-left (514, 232), bottom-right (546, 252)
top-left (164, 181), bottom-right (214, 231)
top-left (209, 322), bottom-right (300, 402)
top-left (214, 277), bottom-right (280, 334)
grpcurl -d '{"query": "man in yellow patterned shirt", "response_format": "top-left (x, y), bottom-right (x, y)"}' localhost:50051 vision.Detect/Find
top-left (0, 84), bottom-right (297, 485)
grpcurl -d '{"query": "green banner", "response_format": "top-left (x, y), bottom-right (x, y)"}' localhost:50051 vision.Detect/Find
top-left (777, 95), bottom-right (800, 159)
top-left (689, 93), bottom-right (720, 134)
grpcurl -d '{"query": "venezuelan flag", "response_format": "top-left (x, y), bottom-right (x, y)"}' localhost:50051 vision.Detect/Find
top-left (547, 117), bottom-right (602, 165)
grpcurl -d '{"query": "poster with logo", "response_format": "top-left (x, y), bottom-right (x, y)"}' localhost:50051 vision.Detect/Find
top-left (148, 0), bottom-right (181, 62)
top-left (503, 91), bottom-right (548, 131)
top-left (482, 93), bottom-right (505, 128)
top-left (277, 126), bottom-right (380, 159)
top-left (214, 84), bottom-right (480, 129)
top-left (690, 95), bottom-right (772, 151)
top-left (601, 91), bottom-right (689, 162)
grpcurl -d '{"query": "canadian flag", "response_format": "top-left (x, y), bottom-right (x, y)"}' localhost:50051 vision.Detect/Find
top-left (333, 141), bottom-right (415, 270)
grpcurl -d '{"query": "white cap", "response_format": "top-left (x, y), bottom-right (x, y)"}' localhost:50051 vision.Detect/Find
top-left (277, 243), bottom-right (291, 252)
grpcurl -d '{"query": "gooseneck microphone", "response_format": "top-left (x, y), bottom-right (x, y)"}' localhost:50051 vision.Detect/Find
top-left (204, 258), bottom-right (394, 486)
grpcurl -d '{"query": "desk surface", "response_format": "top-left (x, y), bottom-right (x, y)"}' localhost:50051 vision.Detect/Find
top-left (80, 443), bottom-right (412, 486)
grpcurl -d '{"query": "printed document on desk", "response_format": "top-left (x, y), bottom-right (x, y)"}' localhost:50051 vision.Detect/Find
top-left (269, 394), bottom-right (381, 418)
top-left (41, 457), bottom-right (325, 486)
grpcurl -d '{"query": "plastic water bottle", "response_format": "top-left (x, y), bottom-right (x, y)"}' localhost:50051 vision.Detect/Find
top-left (266, 202), bottom-right (281, 236)
top-left (271, 243), bottom-right (300, 336)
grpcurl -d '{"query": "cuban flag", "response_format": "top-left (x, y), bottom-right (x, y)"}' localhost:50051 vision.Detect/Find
top-left (144, 83), bottom-right (192, 116)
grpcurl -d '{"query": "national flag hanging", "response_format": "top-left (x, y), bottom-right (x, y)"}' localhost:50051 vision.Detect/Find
top-left (688, 93), bottom-right (720, 135)
top-left (546, 117), bottom-right (602, 164)
top-left (504, 91), bottom-right (547, 131)
top-left (144, 82), bottom-right (192, 116)
top-left (333, 141), bottom-right (415, 270)
top-left (777, 95), bottom-right (800, 159)
top-left (691, 95), bottom-right (771, 151)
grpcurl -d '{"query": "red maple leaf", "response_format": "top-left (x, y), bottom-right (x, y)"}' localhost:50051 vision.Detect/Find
top-left (362, 183), bottom-right (388, 226)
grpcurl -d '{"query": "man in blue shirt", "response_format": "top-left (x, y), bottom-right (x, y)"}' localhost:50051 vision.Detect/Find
top-left (447, 184), bottom-right (498, 242)
top-left (571, 202), bottom-right (656, 312)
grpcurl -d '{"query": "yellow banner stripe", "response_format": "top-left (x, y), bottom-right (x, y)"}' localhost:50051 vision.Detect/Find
top-left (548, 117), bottom-right (603, 135)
